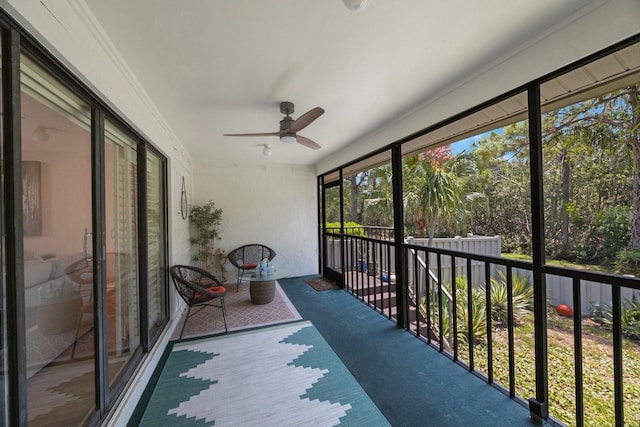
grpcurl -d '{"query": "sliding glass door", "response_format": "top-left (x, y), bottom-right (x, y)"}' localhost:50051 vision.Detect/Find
top-left (104, 121), bottom-right (140, 385)
top-left (146, 150), bottom-right (167, 340)
top-left (20, 54), bottom-right (95, 426)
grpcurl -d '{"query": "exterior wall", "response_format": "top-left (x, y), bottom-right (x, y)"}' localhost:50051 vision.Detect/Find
top-left (317, 0), bottom-right (640, 174)
top-left (194, 164), bottom-right (319, 280)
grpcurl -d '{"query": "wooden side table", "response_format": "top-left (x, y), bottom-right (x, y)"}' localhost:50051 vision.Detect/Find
top-left (242, 269), bottom-right (289, 305)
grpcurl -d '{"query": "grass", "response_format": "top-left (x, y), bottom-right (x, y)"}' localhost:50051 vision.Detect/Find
top-left (502, 253), bottom-right (609, 273)
top-left (457, 308), bottom-right (640, 426)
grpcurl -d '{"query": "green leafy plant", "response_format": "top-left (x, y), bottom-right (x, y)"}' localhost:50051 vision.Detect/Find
top-left (450, 278), bottom-right (487, 345)
top-left (595, 205), bottom-right (631, 261)
top-left (189, 200), bottom-right (223, 273)
top-left (615, 249), bottom-right (640, 277)
top-left (481, 270), bottom-right (533, 326)
top-left (599, 298), bottom-right (640, 341)
top-left (422, 277), bottom-right (488, 346)
top-left (620, 299), bottom-right (640, 341)
top-left (324, 221), bottom-right (367, 237)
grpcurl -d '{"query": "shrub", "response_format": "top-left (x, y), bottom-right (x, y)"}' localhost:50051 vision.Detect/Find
top-left (600, 298), bottom-right (640, 342)
top-left (324, 221), bottom-right (366, 237)
top-left (481, 270), bottom-right (533, 326)
top-left (423, 277), bottom-right (487, 346)
top-left (615, 249), bottom-right (640, 277)
top-left (420, 271), bottom-right (533, 348)
top-left (595, 206), bottom-right (631, 261)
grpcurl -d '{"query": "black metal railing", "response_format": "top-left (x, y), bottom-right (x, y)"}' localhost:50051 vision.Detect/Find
top-left (327, 227), bottom-right (640, 427)
top-left (405, 244), bottom-right (533, 400)
top-left (343, 234), bottom-right (396, 319)
top-left (325, 225), bottom-right (394, 241)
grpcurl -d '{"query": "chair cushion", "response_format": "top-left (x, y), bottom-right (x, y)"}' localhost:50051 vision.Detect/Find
top-left (192, 286), bottom-right (226, 304)
top-left (241, 262), bottom-right (258, 269)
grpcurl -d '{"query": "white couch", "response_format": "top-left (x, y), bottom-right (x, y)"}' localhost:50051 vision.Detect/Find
top-left (24, 254), bottom-right (87, 377)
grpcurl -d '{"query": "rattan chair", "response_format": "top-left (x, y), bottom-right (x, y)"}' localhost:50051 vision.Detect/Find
top-left (227, 244), bottom-right (276, 291)
top-left (170, 265), bottom-right (228, 339)
top-left (67, 253), bottom-right (122, 358)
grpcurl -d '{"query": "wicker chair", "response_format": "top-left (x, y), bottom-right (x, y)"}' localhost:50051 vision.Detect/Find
top-left (66, 253), bottom-right (122, 358)
top-left (227, 244), bottom-right (276, 292)
top-left (170, 265), bottom-right (228, 339)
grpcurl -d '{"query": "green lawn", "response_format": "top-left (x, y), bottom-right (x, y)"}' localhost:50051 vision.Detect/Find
top-left (502, 253), bottom-right (609, 273)
top-left (459, 309), bottom-right (640, 426)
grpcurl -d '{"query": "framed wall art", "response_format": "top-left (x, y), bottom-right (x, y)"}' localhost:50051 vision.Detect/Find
top-left (22, 160), bottom-right (42, 236)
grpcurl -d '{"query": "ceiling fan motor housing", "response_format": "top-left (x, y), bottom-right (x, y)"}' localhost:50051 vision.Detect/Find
top-left (280, 101), bottom-right (295, 115)
top-left (279, 101), bottom-right (296, 141)
top-left (280, 116), bottom-right (294, 132)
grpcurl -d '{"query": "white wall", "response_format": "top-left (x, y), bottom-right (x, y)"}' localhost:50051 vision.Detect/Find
top-left (193, 164), bottom-right (319, 280)
top-left (317, 0), bottom-right (640, 174)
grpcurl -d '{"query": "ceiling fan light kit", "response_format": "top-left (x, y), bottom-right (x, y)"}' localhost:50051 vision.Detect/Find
top-left (280, 134), bottom-right (296, 144)
top-left (32, 125), bottom-right (62, 142)
top-left (32, 126), bottom-right (49, 142)
top-left (343, 0), bottom-right (369, 11)
top-left (224, 101), bottom-right (324, 151)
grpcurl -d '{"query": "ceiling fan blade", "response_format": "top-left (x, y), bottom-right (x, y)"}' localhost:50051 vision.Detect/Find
top-left (224, 132), bottom-right (280, 137)
top-left (296, 135), bottom-right (321, 150)
top-left (288, 107), bottom-right (324, 133)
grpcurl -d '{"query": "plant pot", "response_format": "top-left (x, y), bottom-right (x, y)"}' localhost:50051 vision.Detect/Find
top-left (367, 261), bottom-right (376, 276)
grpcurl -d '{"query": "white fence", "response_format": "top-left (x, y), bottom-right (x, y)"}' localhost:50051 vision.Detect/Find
top-left (325, 239), bottom-right (343, 271)
top-left (407, 235), bottom-right (500, 286)
top-left (515, 268), bottom-right (639, 315)
top-left (325, 239), bottom-right (396, 274)
top-left (406, 236), bottom-right (501, 299)
top-left (325, 234), bottom-right (639, 312)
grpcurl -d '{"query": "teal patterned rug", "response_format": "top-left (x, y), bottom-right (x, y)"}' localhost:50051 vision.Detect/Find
top-left (134, 321), bottom-right (389, 426)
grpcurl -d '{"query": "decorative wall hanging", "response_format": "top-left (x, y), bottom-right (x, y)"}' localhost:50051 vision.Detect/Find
top-left (23, 161), bottom-right (42, 236)
top-left (180, 176), bottom-right (188, 220)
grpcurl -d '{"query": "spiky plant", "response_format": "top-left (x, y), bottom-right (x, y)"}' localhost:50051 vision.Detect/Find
top-left (481, 270), bottom-right (533, 326)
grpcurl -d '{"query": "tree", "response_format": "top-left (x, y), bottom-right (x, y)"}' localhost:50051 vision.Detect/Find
top-left (362, 164), bottom-right (394, 227)
top-left (541, 86), bottom-right (637, 258)
top-left (626, 86), bottom-right (640, 248)
top-left (402, 149), bottom-right (467, 243)
top-left (463, 125), bottom-right (532, 253)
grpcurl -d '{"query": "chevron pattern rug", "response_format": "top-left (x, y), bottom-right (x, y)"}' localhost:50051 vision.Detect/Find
top-left (135, 321), bottom-right (389, 426)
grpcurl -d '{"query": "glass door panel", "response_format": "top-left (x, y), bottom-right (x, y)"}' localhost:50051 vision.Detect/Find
top-left (21, 54), bottom-right (95, 425)
top-left (104, 121), bottom-right (140, 385)
top-left (146, 151), bottom-right (167, 339)
top-left (322, 181), bottom-right (342, 283)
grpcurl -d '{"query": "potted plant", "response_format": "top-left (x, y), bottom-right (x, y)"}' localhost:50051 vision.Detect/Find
top-left (189, 200), bottom-right (223, 275)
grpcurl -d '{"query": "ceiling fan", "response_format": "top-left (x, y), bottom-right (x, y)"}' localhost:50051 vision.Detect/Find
top-left (224, 101), bottom-right (324, 150)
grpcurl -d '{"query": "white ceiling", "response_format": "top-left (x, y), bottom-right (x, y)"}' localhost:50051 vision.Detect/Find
top-left (82, 0), bottom-right (597, 168)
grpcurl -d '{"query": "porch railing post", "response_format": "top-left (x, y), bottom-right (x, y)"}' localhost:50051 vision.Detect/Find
top-left (528, 84), bottom-right (549, 421)
top-left (392, 144), bottom-right (408, 328)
